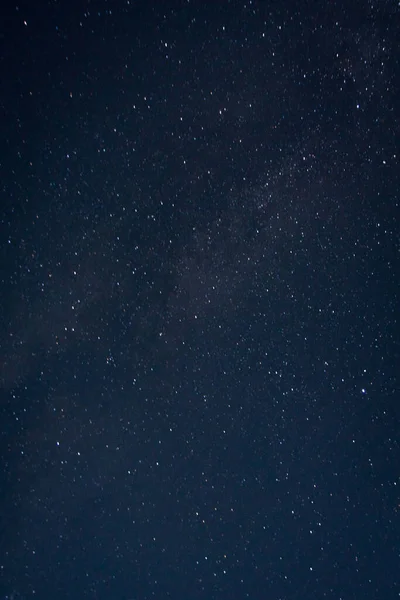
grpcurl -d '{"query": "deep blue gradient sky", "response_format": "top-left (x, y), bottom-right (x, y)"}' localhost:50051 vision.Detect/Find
top-left (1, 1), bottom-right (399, 599)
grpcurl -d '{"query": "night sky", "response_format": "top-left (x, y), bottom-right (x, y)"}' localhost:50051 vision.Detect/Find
top-left (1, 1), bottom-right (399, 599)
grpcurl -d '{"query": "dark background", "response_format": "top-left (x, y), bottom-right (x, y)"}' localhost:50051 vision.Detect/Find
top-left (0, 0), bottom-right (399, 598)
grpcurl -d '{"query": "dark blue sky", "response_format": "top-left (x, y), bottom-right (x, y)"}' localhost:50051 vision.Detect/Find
top-left (0, 1), bottom-right (399, 599)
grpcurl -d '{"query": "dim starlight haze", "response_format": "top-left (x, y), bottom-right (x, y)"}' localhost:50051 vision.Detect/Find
top-left (0, 0), bottom-right (399, 599)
